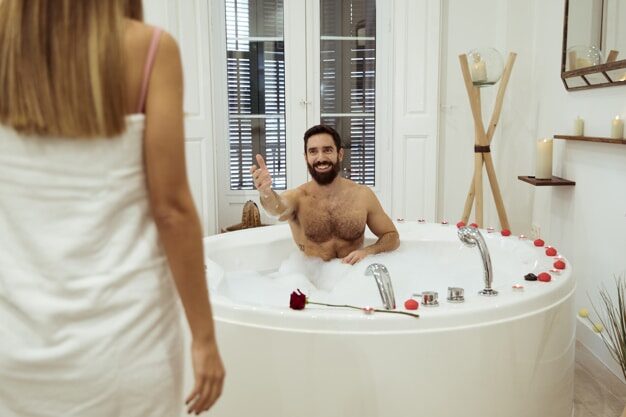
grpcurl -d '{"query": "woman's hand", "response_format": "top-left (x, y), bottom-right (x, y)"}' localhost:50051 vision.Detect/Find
top-left (185, 338), bottom-right (225, 415)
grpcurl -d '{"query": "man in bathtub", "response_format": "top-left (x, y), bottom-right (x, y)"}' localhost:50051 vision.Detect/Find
top-left (250, 124), bottom-right (399, 265)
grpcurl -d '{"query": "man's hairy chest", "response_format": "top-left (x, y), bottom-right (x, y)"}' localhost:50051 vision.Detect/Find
top-left (297, 195), bottom-right (367, 243)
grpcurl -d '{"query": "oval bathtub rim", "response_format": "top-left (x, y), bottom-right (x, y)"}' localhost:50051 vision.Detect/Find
top-left (212, 284), bottom-right (576, 335)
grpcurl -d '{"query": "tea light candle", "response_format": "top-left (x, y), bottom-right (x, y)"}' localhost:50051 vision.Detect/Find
top-left (574, 116), bottom-right (584, 136)
top-left (611, 116), bottom-right (624, 139)
top-left (535, 138), bottom-right (553, 180)
top-left (470, 54), bottom-right (487, 83)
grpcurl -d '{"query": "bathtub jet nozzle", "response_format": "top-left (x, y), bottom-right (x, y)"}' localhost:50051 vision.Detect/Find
top-left (457, 226), bottom-right (498, 296)
top-left (364, 263), bottom-right (396, 310)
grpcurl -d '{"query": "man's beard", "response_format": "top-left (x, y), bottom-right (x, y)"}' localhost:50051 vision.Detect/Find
top-left (307, 160), bottom-right (341, 185)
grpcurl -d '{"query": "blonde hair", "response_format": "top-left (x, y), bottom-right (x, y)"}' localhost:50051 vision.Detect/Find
top-left (0, 0), bottom-right (144, 138)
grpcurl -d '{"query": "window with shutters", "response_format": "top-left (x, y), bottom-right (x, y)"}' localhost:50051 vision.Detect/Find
top-left (226, 0), bottom-right (286, 190)
top-left (319, 0), bottom-right (376, 186)
top-left (224, 0), bottom-right (376, 190)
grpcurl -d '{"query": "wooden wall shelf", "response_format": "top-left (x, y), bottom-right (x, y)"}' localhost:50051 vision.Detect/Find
top-left (518, 176), bottom-right (576, 186)
top-left (554, 135), bottom-right (626, 145)
top-left (560, 61), bottom-right (626, 91)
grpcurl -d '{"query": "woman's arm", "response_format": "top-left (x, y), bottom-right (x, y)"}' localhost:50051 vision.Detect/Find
top-left (143, 31), bottom-right (224, 415)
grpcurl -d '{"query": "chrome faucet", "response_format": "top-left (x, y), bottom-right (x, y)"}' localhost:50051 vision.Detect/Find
top-left (365, 263), bottom-right (396, 309)
top-left (457, 226), bottom-right (498, 296)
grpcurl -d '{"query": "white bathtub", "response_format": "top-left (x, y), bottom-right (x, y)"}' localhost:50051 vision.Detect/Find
top-left (188, 222), bottom-right (575, 417)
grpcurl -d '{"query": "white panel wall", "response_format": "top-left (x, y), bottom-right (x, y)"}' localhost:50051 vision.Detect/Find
top-left (402, 136), bottom-right (428, 216)
top-left (144, 0), bottom-right (218, 235)
top-left (390, 0), bottom-right (441, 221)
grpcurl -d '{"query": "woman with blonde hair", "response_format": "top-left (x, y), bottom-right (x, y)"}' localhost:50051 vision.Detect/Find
top-left (0, 1), bottom-right (224, 415)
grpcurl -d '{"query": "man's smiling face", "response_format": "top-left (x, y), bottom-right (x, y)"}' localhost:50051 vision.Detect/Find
top-left (305, 133), bottom-right (343, 185)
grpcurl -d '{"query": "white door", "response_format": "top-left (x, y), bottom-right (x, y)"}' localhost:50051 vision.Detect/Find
top-left (144, 0), bottom-right (219, 234)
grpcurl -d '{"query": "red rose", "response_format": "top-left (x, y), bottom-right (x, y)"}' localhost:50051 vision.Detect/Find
top-left (470, 223), bottom-right (478, 228)
top-left (456, 221), bottom-right (466, 228)
top-left (533, 239), bottom-right (545, 247)
top-left (501, 229), bottom-right (511, 236)
top-left (290, 289), bottom-right (307, 310)
top-left (553, 260), bottom-right (566, 270)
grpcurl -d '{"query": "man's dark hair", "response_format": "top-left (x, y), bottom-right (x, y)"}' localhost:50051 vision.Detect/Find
top-left (303, 124), bottom-right (342, 153)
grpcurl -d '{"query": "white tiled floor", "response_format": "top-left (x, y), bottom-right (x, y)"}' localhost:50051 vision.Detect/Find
top-left (574, 341), bottom-right (626, 417)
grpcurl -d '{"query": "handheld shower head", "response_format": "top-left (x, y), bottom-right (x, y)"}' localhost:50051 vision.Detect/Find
top-left (457, 226), bottom-right (497, 296)
top-left (458, 226), bottom-right (480, 247)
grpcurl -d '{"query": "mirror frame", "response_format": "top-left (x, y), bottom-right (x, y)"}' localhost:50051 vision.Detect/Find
top-left (561, 0), bottom-right (626, 91)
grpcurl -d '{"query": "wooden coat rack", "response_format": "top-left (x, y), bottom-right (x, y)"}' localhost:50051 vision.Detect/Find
top-left (459, 52), bottom-right (517, 230)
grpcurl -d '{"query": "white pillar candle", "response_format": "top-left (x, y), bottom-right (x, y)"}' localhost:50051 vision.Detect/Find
top-left (611, 116), bottom-right (624, 139)
top-left (470, 54), bottom-right (487, 83)
top-left (573, 116), bottom-right (584, 136)
top-left (535, 138), bottom-right (553, 180)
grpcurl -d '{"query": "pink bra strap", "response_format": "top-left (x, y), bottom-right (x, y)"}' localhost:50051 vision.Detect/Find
top-left (136, 28), bottom-right (163, 113)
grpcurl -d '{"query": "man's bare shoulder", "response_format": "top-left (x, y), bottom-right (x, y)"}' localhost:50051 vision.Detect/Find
top-left (347, 180), bottom-right (375, 197)
top-left (280, 185), bottom-right (306, 207)
top-left (289, 184), bottom-right (308, 197)
top-left (349, 181), bottom-right (383, 210)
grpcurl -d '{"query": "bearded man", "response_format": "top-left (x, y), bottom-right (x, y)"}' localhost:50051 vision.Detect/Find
top-left (250, 124), bottom-right (399, 264)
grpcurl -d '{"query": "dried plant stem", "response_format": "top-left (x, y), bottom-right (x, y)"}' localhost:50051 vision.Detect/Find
top-left (588, 275), bottom-right (626, 381)
top-left (308, 301), bottom-right (420, 318)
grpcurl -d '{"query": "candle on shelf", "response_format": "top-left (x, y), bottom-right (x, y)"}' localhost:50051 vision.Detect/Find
top-left (470, 53), bottom-right (487, 84)
top-left (575, 57), bottom-right (592, 69)
top-left (535, 138), bottom-right (553, 180)
top-left (611, 116), bottom-right (624, 139)
top-left (573, 116), bottom-right (584, 136)
top-left (568, 51), bottom-right (577, 70)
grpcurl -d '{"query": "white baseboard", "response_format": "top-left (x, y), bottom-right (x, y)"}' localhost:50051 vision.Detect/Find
top-left (576, 316), bottom-right (625, 383)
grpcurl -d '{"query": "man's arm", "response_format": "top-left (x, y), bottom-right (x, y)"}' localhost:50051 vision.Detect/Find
top-left (250, 154), bottom-right (298, 220)
top-left (342, 187), bottom-right (399, 265)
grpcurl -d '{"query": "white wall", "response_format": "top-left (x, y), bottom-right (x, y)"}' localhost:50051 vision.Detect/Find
top-left (438, 0), bottom-right (536, 233)
top-left (440, 0), bottom-right (626, 379)
top-left (530, 0), bottom-right (626, 380)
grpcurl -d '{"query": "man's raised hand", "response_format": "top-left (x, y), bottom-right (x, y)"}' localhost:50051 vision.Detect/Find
top-left (250, 154), bottom-right (272, 194)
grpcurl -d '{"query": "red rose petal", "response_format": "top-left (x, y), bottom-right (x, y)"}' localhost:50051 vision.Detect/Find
top-left (553, 260), bottom-right (566, 270)
top-left (404, 299), bottom-right (419, 310)
top-left (533, 239), bottom-right (545, 247)
top-left (545, 247), bottom-right (557, 256)
top-left (456, 221), bottom-right (466, 228)
top-left (470, 223), bottom-right (478, 228)
top-left (538, 272), bottom-right (552, 282)
top-left (501, 229), bottom-right (511, 236)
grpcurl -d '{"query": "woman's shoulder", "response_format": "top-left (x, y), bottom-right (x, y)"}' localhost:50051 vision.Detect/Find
top-left (124, 19), bottom-right (179, 56)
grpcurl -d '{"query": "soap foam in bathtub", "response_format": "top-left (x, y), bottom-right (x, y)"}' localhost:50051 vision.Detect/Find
top-left (277, 251), bottom-right (353, 292)
top-left (217, 243), bottom-right (481, 308)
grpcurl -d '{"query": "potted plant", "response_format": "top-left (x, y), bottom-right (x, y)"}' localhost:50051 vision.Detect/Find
top-left (584, 275), bottom-right (626, 416)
